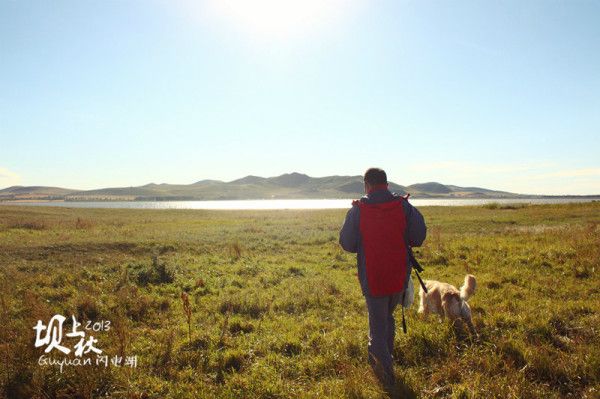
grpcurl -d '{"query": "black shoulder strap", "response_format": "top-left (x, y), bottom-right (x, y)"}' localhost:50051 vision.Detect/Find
top-left (409, 249), bottom-right (428, 293)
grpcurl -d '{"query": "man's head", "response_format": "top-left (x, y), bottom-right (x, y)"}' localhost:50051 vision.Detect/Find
top-left (363, 168), bottom-right (387, 193)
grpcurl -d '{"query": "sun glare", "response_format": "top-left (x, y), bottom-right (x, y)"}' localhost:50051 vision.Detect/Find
top-left (199, 0), bottom-right (362, 41)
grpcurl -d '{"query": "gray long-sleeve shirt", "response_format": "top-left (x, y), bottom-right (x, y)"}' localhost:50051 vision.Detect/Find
top-left (339, 188), bottom-right (427, 296)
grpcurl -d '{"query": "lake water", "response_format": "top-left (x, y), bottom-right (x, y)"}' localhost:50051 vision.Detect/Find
top-left (3, 198), bottom-right (598, 210)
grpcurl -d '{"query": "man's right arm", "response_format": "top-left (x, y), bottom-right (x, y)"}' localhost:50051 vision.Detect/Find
top-left (339, 205), bottom-right (359, 253)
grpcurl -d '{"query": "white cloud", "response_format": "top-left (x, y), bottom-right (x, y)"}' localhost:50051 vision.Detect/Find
top-left (0, 167), bottom-right (21, 188)
top-left (400, 161), bottom-right (600, 195)
top-left (541, 168), bottom-right (600, 178)
top-left (406, 160), bottom-right (554, 178)
top-left (493, 168), bottom-right (600, 195)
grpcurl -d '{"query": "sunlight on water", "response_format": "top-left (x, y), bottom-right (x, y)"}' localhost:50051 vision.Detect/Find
top-left (3, 198), bottom-right (598, 210)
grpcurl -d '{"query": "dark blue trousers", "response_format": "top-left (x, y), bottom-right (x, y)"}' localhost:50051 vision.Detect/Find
top-left (365, 291), bottom-right (403, 386)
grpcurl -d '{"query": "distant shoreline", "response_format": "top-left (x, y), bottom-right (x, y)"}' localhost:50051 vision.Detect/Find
top-left (1, 197), bottom-right (598, 211)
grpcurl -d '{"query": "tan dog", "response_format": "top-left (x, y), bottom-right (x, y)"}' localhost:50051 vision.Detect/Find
top-left (418, 274), bottom-right (477, 336)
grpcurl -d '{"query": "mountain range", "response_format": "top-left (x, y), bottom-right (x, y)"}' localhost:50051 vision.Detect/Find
top-left (0, 172), bottom-right (542, 201)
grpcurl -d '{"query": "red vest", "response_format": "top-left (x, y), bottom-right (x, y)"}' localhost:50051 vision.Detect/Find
top-left (355, 199), bottom-right (408, 296)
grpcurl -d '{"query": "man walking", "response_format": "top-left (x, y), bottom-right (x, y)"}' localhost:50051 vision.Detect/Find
top-left (339, 168), bottom-right (426, 391)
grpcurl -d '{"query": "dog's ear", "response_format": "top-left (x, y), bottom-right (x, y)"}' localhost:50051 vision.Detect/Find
top-left (442, 291), bottom-right (460, 303)
top-left (441, 292), bottom-right (461, 319)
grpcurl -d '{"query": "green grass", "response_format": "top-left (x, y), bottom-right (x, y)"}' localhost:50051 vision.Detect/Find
top-left (0, 203), bottom-right (599, 398)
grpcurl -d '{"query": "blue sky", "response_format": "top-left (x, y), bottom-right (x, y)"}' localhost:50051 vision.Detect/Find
top-left (1, 0), bottom-right (599, 195)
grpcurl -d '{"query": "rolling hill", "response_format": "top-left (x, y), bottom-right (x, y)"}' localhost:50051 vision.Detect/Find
top-left (0, 172), bottom-right (532, 201)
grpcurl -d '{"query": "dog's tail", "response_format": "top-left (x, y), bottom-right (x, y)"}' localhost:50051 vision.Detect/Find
top-left (459, 274), bottom-right (476, 301)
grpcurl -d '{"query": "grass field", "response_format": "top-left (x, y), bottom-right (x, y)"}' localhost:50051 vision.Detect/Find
top-left (0, 203), bottom-right (599, 398)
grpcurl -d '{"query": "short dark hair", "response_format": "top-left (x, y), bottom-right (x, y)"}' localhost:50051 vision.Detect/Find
top-left (364, 168), bottom-right (387, 185)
